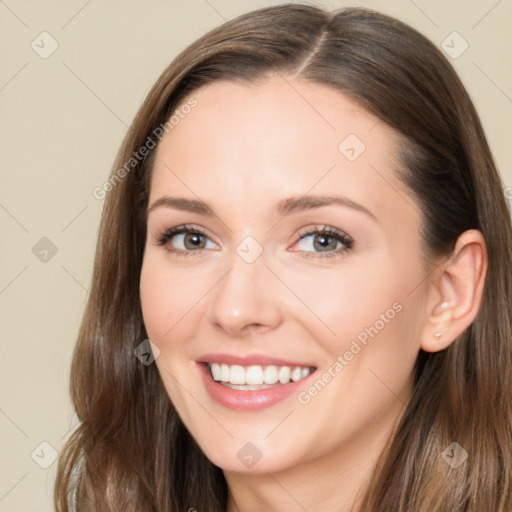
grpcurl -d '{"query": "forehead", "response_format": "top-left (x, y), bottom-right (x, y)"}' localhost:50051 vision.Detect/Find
top-left (149, 76), bottom-right (413, 223)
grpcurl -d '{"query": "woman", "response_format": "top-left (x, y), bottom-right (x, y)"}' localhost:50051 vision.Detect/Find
top-left (54, 4), bottom-right (512, 511)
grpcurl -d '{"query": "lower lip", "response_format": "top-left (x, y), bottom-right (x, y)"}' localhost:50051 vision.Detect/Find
top-left (198, 363), bottom-right (316, 412)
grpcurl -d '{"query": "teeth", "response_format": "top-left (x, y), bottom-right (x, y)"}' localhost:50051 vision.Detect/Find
top-left (221, 364), bottom-right (230, 382)
top-left (246, 365), bottom-right (264, 385)
top-left (210, 363), bottom-right (222, 381)
top-left (278, 366), bottom-right (291, 384)
top-left (230, 365), bottom-right (245, 385)
top-left (208, 363), bottom-right (313, 386)
top-left (291, 367), bottom-right (303, 382)
top-left (263, 365), bottom-right (279, 384)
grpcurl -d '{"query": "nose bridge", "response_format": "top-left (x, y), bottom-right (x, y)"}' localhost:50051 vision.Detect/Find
top-left (207, 249), bottom-right (282, 335)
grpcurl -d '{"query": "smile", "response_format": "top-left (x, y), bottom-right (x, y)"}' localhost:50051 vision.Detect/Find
top-left (208, 363), bottom-right (314, 389)
top-left (197, 355), bottom-right (318, 411)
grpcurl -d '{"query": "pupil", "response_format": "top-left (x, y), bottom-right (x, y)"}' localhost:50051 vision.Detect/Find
top-left (314, 234), bottom-right (336, 252)
top-left (185, 233), bottom-right (205, 250)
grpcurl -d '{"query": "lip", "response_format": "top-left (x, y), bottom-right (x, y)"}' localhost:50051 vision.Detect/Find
top-left (197, 352), bottom-right (315, 368)
top-left (196, 356), bottom-right (317, 412)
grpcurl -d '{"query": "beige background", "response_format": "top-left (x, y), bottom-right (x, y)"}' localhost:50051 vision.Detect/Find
top-left (1, 1), bottom-right (510, 510)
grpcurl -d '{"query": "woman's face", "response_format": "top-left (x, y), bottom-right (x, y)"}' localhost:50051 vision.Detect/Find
top-left (140, 76), bottom-right (431, 473)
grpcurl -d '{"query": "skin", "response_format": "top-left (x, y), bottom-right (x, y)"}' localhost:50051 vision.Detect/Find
top-left (139, 76), bottom-right (487, 511)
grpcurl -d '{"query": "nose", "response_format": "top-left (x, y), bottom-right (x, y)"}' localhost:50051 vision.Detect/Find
top-left (206, 254), bottom-right (283, 337)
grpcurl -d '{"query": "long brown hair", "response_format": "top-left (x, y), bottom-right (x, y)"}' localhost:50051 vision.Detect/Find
top-left (54, 4), bottom-right (512, 511)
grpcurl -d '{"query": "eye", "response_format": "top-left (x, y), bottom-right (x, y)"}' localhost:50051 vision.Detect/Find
top-left (154, 225), bottom-right (218, 256)
top-left (153, 224), bottom-right (353, 260)
top-left (291, 225), bottom-right (353, 259)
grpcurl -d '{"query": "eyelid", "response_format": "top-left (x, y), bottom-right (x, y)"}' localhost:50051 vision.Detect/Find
top-left (154, 223), bottom-right (354, 259)
top-left (290, 225), bottom-right (354, 259)
top-left (295, 224), bottom-right (352, 241)
top-left (154, 224), bottom-right (215, 246)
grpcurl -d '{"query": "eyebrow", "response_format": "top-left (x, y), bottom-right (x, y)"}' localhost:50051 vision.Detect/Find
top-left (147, 194), bottom-right (377, 221)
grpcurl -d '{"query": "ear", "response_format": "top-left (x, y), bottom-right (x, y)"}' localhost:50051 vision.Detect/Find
top-left (420, 229), bottom-right (488, 353)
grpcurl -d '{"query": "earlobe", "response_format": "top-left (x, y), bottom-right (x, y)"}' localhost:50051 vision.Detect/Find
top-left (420, 229), bottom-right (488, 353)
top-left (421, 299), bottom-right (454, 352)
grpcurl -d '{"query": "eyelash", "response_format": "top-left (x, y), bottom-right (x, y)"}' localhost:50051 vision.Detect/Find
top-left (154, 224), bottom-right (354, 260)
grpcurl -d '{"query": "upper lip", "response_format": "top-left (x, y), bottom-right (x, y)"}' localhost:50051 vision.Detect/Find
top-left (197, 353), bottom-right (316, 368)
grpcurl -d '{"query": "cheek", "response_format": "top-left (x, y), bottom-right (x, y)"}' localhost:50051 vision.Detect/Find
top-left (139, 258), bottom-right (202, 417)
top-left (289, 267), bottom-right (422, 436)
top-left (139, 263), bottom-right (169, 342)
top-left (286, 254), bottom-right (423, 363)
top-left (279, 261), bottom-right (396, 340)
top-left (139, 257), bottom-right (206, 343)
